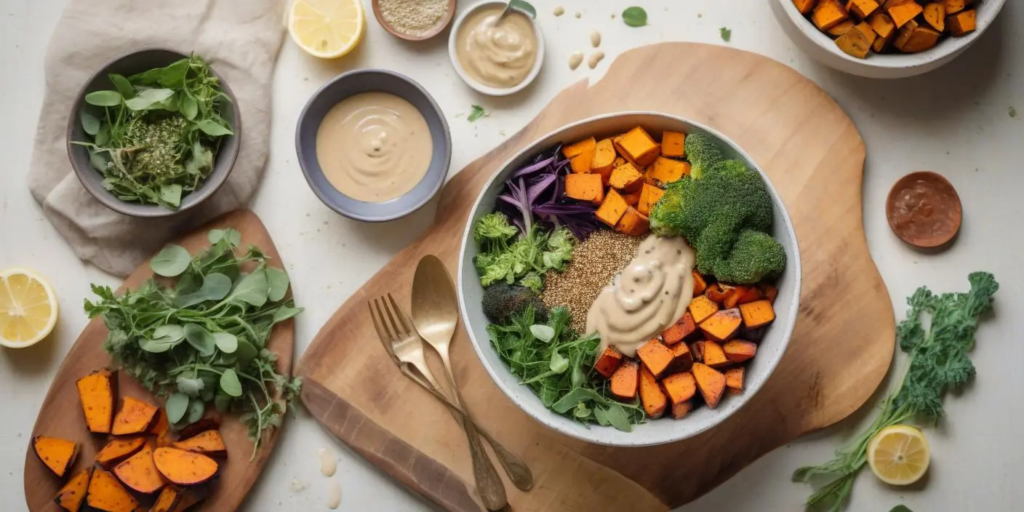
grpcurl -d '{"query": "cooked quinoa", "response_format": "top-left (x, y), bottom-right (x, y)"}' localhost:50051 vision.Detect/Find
top-left (542, 231), bottom-right (644, 333)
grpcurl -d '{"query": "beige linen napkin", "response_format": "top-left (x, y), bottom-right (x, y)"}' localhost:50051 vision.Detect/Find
top-left (27, 0), bottom-right (286, 276)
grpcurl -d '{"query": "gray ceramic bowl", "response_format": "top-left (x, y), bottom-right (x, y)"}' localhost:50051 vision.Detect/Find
top-left (295, 70), bottom-right (452, 222)
top-left (458, 112), bottom-right (802, 447)
top-left (66, 48), bottom-right (240, 217)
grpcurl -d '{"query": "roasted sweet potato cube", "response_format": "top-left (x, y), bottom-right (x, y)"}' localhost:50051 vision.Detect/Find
top-left (55, 467), bottom-right (93, 512)
top-left (793, 0), bottom-right (819, 15)
top-left (95, 437), bottom-right (146, 469)
top-left (33, 436), bottom-right (78, 478)
top-left (562, 137), bottom-right (596, 159)
top-left (948, 9), bottom-right (976, 36)
top-left (114, 444), bottom-right (165, 494)
top-left (617, 127), bottom-right (660, 166)
top-left (692, 272), bottom-right (707, 296)
top-left (594, 346), bottom-right (624, 378)
top-left (690, 341), bottom-right (705, 363)
top-left (595, 189), bottom-right (629, 227)
top-left (888, 1), bottom-right (922, 28)
top-left (828, 19), bottom-right (857, 37)
top-left (760, 283), bottom-right (778, 303)
top-left (591, 138), bottom-right (617, 175)
top-left (86, 468), bottom-right (139, 512)
top-left (570, 152), bottom-right (594, 174)
top-left (692, 363), bottom-right (727, 409)
top-left (725, 367), bottom-right (745, 391)
top-left (645, 157), bottom-right (690, 187)
top-left (111, 397), bottom-right (159, 436)
top-left (724, 285), bottom-right (762, 309)
top-left (661, 372), bottom-right (697, 405)
top-left (668, 342), bottom-right (694, 373)
top-left (941, 0), bottom-right (966, 15)
top-left (704, 283), bottom-right (733, 304)
top-left (77, 369), bottom-right (117, 434)
top-left (637, 339), bottom-right (675, 377)
top-left (724, 340), bottom-right (758, 363)
top-left (688, 295), bottom-right (719, 324)
top-left (610, 360), bottom-right (640, 400)
top-left (855, 21), bottom-right (878, 45)
top-left (896, 23), bottom-right (941, 53)
top-left (637, 183), bottom-right (665, 216)
top-left (565, 173), bottom-right (604, 204)
top-left (661, 312), bottom-right (697, 345)
top-left (614, 207), bottom-right (650, 237)
top-left (639, 367), bottom-right (668, 418)
top-left (868, 11), bottom-right (897, 37)
top-left (701, 340), bottom-right (730, 369)
top-left (661, 131), bottom-right (686, 157)
top-left (671, 401), bottom-right (694, 419)
top-left (923, 2), bottom-right (945, 32)
top-left (812, 0), bottom-right (849, 31)
top-left (700, 308), bottom-right (743, 342)
top-left (620, 188), bottom-right (643, 207)
top-left (739, 300), bottom-right (776, 329)
top-left (836, 25), bottom-right (872, 58)
top-left (173, 430), bottom-right (227, 458)
top-left (150, 486), bottom-right (181, 512)
top-left (609, 162), bottom-right (644, 192)
top-left (846, 0), bottom-right (879, 19)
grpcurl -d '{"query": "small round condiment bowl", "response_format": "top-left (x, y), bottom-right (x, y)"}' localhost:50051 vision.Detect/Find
top-left (372, 0), bottom-right (457, 41)
top-left (770, 0), bottom-right (1007, 79)
top-left (295, 69), bottom-right (452, 222)
top-left (457, 112), bottom-right (802, 447)
top-left (66, 48), bottom-right (241, 218)
top-left (448, 0), bottom-right (545, 96)
top-left (886, 171), bottom-right (962, 248)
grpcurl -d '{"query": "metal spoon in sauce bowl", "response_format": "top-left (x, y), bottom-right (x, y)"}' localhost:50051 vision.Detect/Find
top-left (411, 255), bottom-right (531, 508)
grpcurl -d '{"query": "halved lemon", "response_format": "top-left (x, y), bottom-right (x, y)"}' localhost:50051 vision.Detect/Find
top-left (0, 268), bottom-right (59, 348)
top-left (867, 425), bottom-right (931, 485)
top-left (288, 0), bottom-right (365, 59)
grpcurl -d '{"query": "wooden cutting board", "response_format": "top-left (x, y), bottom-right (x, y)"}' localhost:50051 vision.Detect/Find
top-left (25, 210), bottom-right (294, 511)
top-left (297, 43), bottom-right (896, 511)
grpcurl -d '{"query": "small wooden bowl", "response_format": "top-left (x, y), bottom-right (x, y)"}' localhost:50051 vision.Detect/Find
top-left (886, 171), bottom-right (963, 248)
top-left (372, 0), bottom-right (457, 41)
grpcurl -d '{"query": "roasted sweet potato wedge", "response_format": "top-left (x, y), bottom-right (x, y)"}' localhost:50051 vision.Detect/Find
top-left (609, 360), bottom-right (640, 401)
top-left (173, 430), bottom-right (227, 458)
top-left (692, 363), bottom-right (727, 409)
top-left (86, 468), bottom-right (139, 512)
top-left (114, 444), bottom-right (165, 494)
top-left (111, 397), bottom-right (158, 436)
top-left (639, 367), bottom-right (668, 419)
top-left (77, 369), bottom-right (117, 434)
top-left (54, 467), bottom-right (93, 512)
top-left (636, 339), bottom-right (674, 377)
top-left (96, 437), bottom-right (146, 469)
top-left (33, 436), bottom-right (78, 478)
top-left (153, 447), bottom-right (219, 486)
top-left (593, 346), bottom-right (624, 379)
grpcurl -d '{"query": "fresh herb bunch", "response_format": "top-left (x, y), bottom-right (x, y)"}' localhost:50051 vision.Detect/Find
top-left (474, 212), bottom-right (574, 293)
top-left (488, 305), bottom-right (645, 431)
top-left (75, 55), bottom-right (234, 208)
top-left (85, 229), bottom-right (303, 459)
top-left (793, 272), bottom-right (999, 511)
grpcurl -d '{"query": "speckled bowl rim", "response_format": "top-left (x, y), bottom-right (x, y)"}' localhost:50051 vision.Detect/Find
top-left (448, 0), bottom-right (546, 96)
top-left (294, 69), bottom-right (452, 222)
top-left (65, 47), bottom-right (241, 218)
top-left (773, 0), bottom-right (1007, 78)
top-left (457, 112), bottom-right (802, 447)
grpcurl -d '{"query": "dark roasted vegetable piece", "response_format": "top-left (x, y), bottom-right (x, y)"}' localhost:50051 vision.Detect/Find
top-left (482, 283), bottom-right (548, 324)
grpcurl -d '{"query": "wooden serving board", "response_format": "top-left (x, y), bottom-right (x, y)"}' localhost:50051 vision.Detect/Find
top-left (25, 210), bottom-right (294, 511)
top-left (297, 43), bottom-right (896, 511)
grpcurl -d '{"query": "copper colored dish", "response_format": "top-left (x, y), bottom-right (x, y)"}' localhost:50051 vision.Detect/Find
top-left (372, 0), bottom-right (457, 41)
top-left (886, 171), bottom-right (963, 248)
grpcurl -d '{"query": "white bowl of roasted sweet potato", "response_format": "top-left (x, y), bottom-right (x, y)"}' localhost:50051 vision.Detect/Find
top-left (457, 113), bottom-right (801, 446)
top-left (772, 0), bottom-right (1006, 78)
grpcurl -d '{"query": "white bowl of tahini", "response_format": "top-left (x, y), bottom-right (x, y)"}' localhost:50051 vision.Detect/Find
top-left (457, 112), bottom-right (802, 447)
top-left (448, 0), bottom-right (545, 96)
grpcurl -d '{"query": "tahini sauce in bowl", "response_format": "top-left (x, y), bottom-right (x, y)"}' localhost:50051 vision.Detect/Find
top-left (587, 235), bottom-right (696, 358)
top-left (450, 2), bottom-right (544, 96)
top-left (315, 92), bottom-right (433, 203)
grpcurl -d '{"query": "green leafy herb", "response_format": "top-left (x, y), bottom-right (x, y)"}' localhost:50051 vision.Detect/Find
top-left (793, 272), bottom-right (999, 511)
top-left (622, 7), bottom-right (648, 27)
top-left (507, 0), bottom-right (536, 18)
top-left (86, 230), bottom-right (304, 459)
top-left (473, 212), bottom-right (574, 291)
top-left (890, 506), bottom-right (913, 512)
top-left (720, 27), bottom-right (732, 42)
top-left (73, 55), bottom-right (233, 209)
top-left (468, 104), bottom-right (489, 122)
top-left (488, 305), bottom-right (645, 431)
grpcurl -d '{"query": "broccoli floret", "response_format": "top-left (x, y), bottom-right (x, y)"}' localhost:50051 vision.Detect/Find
top-left (714, 230), bottom-right (787, 283)
top-left (482, 283), bottom-right (548, 324)
top-left (685, 133), bottom-right (725, 179)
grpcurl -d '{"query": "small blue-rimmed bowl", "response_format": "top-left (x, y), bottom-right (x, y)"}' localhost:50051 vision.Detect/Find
top-left (295, 69), bottom-right (452, 222)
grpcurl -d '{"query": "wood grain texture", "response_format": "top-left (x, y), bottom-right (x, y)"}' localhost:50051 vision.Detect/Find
top-left (25, 210), bottom-right (294, 512)
top-left (297, 43), bottom-right (896, 511)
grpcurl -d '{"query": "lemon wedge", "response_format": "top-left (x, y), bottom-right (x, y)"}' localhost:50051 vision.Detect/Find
top-left (0, 268), bottom-right (59, 348)
top-left (288, 0), bottom-right (365, 59)
top-left (867, 425), bottom-right (931, 485)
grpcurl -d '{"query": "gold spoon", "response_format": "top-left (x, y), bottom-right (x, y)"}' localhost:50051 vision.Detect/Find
top-left (411, 255), bottom-right (516, 510)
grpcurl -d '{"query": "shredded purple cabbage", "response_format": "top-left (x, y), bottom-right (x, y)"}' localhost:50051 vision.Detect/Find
top-left (495, 144), bottom-right (602, 240)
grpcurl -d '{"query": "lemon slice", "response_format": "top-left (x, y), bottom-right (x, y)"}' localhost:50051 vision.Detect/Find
top-left (0, 268), bottom-right (59, 348)
top-left (288, 0), bottom-right (365, 59)
top-left (867, 425), bottom-right (931, 485)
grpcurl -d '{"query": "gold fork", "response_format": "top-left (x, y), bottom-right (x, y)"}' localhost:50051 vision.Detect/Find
top-left (369, 294), bottom-right (533, 493)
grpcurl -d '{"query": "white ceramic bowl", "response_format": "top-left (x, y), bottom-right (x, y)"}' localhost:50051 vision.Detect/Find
top-left (771, 0), bottom-right (1006, 79)
top-left (448, 0), bottom-right (545, 96)
top-left (457, 113), bottom-right (802, 447)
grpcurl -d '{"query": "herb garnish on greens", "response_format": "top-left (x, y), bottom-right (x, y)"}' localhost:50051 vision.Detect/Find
top-left (793, 272), bottom-right (999, 511)
top-left (75, 55), bottom-right (233, 208)
top-left (85, 229), bottom-right (303, 459)
top-left (488, 305), bottom-right (645, 431)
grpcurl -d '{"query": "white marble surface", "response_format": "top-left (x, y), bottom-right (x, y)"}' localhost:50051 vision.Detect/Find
top-left (2, 0), bottom-right (1023, 510)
